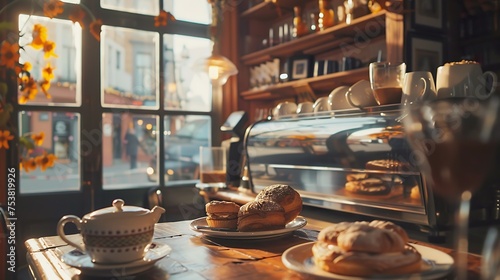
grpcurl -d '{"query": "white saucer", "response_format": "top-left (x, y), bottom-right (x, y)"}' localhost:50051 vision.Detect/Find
top-left (61, 242), bottom-right (171, 277)
top-left (282, 242), bottom-right (454, 279)
top-left (190, 216), bottom-right (307, 239)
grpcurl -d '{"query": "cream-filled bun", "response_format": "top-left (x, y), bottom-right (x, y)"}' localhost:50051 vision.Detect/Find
top-left (313, 221), bottom-right (421, 277)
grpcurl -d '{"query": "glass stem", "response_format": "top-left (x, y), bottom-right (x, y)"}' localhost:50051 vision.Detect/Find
top-left (455, 191), bottom-right (472, 280)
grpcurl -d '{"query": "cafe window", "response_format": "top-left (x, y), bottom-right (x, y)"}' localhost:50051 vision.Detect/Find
top-left (16, 1), bottom-right (213, 193)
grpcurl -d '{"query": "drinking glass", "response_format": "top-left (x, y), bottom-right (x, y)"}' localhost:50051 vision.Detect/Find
top-left (369, 62), bottom-right (406, 105)
top-left (402, 97), bottom-right (500, 280)
top-left (199, 146), bottom-right (227, 185)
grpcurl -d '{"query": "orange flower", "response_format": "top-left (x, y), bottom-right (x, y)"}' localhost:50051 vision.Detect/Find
top-left (19, 76), bottom-right (38, 103)
top-left (42, 62), bottom-right (55, 81)
top-left (42, 40), bottom-right (58, 59)
top-left (155, 10), bottom-right (167, 27)
top-left (90, 19), bottom-right (102, 41)
top-left (31, 132), bottom-right (45, 146)
top-left (21, 157), bottom-right (38, 173)
top-left (43, 0), bottom-right (64, 19)
top-left (31, 24), bottom-right (48, 50)
top-left (0, 41), bottom-right (20, 69)
top-left (69, 6), bottom-right (86, 28)
top-left (39, 79), bottom-right (52, 98)
top-left (0, 130), bottom-right (14, 149)
top-left (35, 153), bottom-right (57, 171)
top-left (23, 61), bottom-right (32, 72)
top-left (19, 93), bottom-right (31, 104)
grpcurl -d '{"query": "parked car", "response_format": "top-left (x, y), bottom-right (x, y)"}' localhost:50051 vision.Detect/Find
top-left (146, 118), bottom-right (210, 182)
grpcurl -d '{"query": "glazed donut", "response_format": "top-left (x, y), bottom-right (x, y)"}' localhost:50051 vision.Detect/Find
top-left (205, 201), bottom-right (240, 229)
top-left (255, 184), bottom-right (302, 223)
top-left (237, 199), bottom-right (286, 232)
top-left (312, 242), bottom-right (422, 277)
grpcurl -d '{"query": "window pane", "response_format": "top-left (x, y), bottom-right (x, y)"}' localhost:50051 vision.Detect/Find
top-left (163, 34), bottom-right (211, 111)
top-left (18, 15), bottom-right (81, 106)
top-left (164, 0), bottom-right (212, 24)
top-left (103, 113), bottom-right (158, 189)
top-left (100, 0), bottom-right (159, 15)
top-left (102, 26), bottom-right (159, 108)
top-left (152, 115), bottom-right (211, 183)
top-left (19, 111), bottom-right (80, 193)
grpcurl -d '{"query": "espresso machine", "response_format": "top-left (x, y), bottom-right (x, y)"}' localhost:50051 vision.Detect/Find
top-left (243, 105), bottom-right (500, 239)
top-left (221, 111), bottom-right (248, 187)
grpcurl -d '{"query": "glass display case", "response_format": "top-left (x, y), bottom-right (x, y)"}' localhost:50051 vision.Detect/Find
top-left (244, 105), bottom-right (500, 238)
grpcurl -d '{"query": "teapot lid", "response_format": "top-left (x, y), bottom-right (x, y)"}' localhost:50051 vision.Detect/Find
top-left (87, 199), bottom-right (149, 219)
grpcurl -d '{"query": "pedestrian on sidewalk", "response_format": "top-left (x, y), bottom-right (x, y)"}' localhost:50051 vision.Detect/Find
top-left (124, 127), bottom-right (139, 169)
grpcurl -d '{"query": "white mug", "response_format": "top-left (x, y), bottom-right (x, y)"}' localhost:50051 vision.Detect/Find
top-left (313, 97), bottom-right (331, 114)
top-left (328, 86), bottom-right (354, 110)
top-left (436, 62), bottom-right (497, 99)
top-left (346, 80), bottom-right (378, 108)
top-left (402, 71), bottom-right (437, 106)
top-left (296, 101), bottom-right (314, 115)
top-left (272, 102), bottom-right (297, 118)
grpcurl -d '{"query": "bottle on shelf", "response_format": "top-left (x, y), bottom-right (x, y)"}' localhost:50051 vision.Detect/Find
top-left (292, 6), bottom-right (308, 38)
top-left (309, 12), bottom-right (318, 33)
top-left (318, 0), bottom-right (335, 30)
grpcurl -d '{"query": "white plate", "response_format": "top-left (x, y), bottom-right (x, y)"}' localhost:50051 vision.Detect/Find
top-left (190, 216), bottom-right (307, 239)
top-left (61, 242), bottom-right (171, 277)
top-left (282, 242), bottom-right (454, 280)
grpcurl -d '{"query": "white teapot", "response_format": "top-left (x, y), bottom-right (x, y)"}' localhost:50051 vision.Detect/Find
top-left (57, 199), bottom-right (165, 264)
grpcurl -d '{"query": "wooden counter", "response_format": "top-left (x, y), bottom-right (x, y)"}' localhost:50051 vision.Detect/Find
top-left (25, 219), bottom-right (482, 279)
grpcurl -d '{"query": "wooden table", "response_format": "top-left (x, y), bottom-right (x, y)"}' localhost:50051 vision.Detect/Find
top-left (25, 220), bottom-right (482, 279)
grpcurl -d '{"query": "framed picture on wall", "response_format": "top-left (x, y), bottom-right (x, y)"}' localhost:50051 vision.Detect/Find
top-left (406, 33), bottom-right (444, 77)
top-left (288, 55), bottom-right (313, 80)
top-left (410, 0), bottom-right (444, 31)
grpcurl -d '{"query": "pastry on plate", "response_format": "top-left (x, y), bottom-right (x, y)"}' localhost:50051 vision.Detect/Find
top-left (312, 220), bottom-right (422, 277)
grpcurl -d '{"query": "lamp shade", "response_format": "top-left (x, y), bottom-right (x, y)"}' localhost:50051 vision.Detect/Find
top-left (193, 54), bottom-right (238, 86)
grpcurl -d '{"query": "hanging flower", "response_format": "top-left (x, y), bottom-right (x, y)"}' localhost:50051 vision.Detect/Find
top-left (39, 79), bottom-right (51, 98)
top-left (42, 62), bottom-right (55, 81)
top-left (154, 10), bottom-right (168, 27)
top-left (23, 61), bottom-right (32, 72)
top-left (30, 24), bottom-right (48, 50)
top-left (43, 0), bottom-right (64, 19)
top-left (31, 132), bottom-right (45, 146)
top-left (0, 129), bottom-right (14, 149)
top-left (42, 40), bottom-right (58, 58)
top-left (19, 76), bottom-right (38, 103)
top-left (35, 152), bottom-right (57, 171)
top-left (69, 6), bottom-right (86, 28)
top-left (154, 11), bottom-right (175, 27)
top-left (90, 19), bottom-right (102, 41)
top-left (0, 41), bottom-right (20, 69)
top-left (20, 157), bottom-right (38, 173)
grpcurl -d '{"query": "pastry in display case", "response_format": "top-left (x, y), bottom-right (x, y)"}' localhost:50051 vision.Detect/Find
top-left (243, 104), bottom-right (500, 238)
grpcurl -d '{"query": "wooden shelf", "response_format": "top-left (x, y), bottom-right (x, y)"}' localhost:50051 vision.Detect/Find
top-left (241, 11), bottom-right (386, 66)
top-left (241, 67), bottom-right (369, 100)
top-left (241, 0), bottom-right (300, 19)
